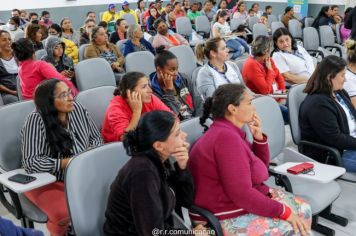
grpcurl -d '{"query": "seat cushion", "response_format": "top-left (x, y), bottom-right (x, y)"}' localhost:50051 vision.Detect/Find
top-left (19, 194), bottom-right (48, 223)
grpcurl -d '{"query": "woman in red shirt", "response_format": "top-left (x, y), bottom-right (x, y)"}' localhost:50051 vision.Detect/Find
top-left (242, 35), bottom-right (288, 123)
top-left (102, 71), bottom-right (172, 142)
top-left (189, 84), bottom-right (311, 236)
top-left (12, 38), bottom-right (77, 100)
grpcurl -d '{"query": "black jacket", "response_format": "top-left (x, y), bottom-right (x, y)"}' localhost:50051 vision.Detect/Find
top-left (109, 31), bottom-right (127, 45)
top-left (300, 90), bottom-right (356, 161)
top-left (0, 58), bottom-right (17, 92)
top-left (345, 6), bottom-right (356, 40)
top-left (103, 153), bottom-right (194, 236)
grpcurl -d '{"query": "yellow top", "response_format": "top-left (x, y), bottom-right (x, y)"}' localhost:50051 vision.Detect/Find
top-left (102, 10), bottom-right (120, 23)
top-left (118, 9), bottom-right (139, 23)
top-left (62, 38), bottom-right (78, 64)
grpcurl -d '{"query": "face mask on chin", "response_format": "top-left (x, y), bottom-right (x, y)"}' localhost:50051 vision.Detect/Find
top-left (7, 23), bottom-right (16, 31)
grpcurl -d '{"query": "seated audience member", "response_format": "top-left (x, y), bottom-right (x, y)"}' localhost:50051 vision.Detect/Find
top-left (195, 37), bottom-right (243, 99)
top-left (312, 6), bottom-right (336, 30)
top-left (242, 35), bottom-right (288, 122)
top-left (102, 72), bottom-right (171, 142)
top-left (48, 24), bottom-right (79, 64)
top-left (152, 19), bottom-right (189, 50)
top-left (217, 0), bottom-right (229, 13)
top-left (123, 24), bottom-right (155, 56)
top-left (19, 10), bottom-right (29, 29)
top-left (135, 0), bottom-right (147, 16)
top-left (341, 7), bottom-right (353, 42)
top-left (85, 26), bottom-right (124, 72)
top-left (39, 24), bottom-right (48, 41)
top-left (102, 4), bottom-right (120, 23)
top-left (0, 17), bottom-right (23, 40)
top-left (162, 3), bottom-right (173, 20)
top-left (232, 2), bottom-right (248, 25)
top-left (343, 39), bottom-right (356, 108)
top-left (103, 110), bottom-right (207, 236)
top-left (150, 49), bottom-right (201, 120)
top-left (79, 18), bottom-right (96, 46)
top-left (0, 216), bottom-right (43, 236)
top-left (251, 2), bottom-right (263, 18)
top-left (22, 79), bottom-right (103, 236)
top-left (141, 2), bottom-right (156, 29)
top-left (86, 11), bottom-right (97, 22)
top-left (11, 9), bottom-right (26, 29)
top-left (259, 13), bottom-right (271, 33)
top-left (212, 10), bottom-right (250, 60)
top-left (189, 83), bottom-right (312, 235)
top-left (60, 18), bottom-right (80, 47)
top-left (345, 6), bottom-right (356, 40)
top-left (24, 23), bottom-right (43, 51)
top-left (98, 21), bottom-right (109, 33)
top-left (265, 5), bottom-right (273, 15)
top-left (168, 1), bottom-right (186, 30)
top-left (29, 12), bottom-right (39, 23)
top-left (146, 7), bottom-right (160, 32)
top-left (109, 19), bottom-right (127, 45)
top-left (38, 11), bottom-right (53, 28)
top-left (0, 30), bottom-right (18, 104)
top-left (12, 38), bottom-right (77, 100)
top-left (248, 8), bottom-right (255, 18)
top-left (119, 1), bottom-right (139, 23)
top-left (155, 0), bottom-right (166, 15)
top-left (281, 6), bottom-right (297, 28)
top-left (41, 36), bottom-right (75, 82)
top-left (334, 14), bottom-right (343, 24)
top-left (300, 55), bottom-right (356, 172)
top-left (187, 2), bottom-right (202, 25)
top-left (272, 28), bottom-right (314, 84)
top-left (182, 0), bottom-right (191, 13)
top-left (200, 0), bottom-right (216, 22)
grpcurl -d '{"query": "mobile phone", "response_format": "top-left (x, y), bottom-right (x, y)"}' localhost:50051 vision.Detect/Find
top-left (287, 162), bottom-right (314, 175)
top-left (8, 174), bottom-right (37, 184)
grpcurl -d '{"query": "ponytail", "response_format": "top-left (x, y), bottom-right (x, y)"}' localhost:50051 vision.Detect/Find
top-left (195, 42), bottom-right (206, 63)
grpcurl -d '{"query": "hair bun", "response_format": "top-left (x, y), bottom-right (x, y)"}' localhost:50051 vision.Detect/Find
top-left (123, 129), bottom-right (139, 156)
top-left (346, 39), bottom-right (356, 50)
top-left (155, 45), bottom-right (166, 54)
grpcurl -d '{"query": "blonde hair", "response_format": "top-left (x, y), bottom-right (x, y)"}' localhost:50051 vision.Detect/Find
top-left (345, 39), bottom-right (356, 64)
top-left (195, 37), bottom-right (223, 62)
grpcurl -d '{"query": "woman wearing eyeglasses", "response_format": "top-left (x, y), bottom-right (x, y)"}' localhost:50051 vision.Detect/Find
top-left (12, 38), bottom-right (77, 100)
top-left (21, 79), bottom-right (103, 236)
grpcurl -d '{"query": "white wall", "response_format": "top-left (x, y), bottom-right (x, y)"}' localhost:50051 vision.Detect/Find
top-left (0, 0), bottom-right (347, 11)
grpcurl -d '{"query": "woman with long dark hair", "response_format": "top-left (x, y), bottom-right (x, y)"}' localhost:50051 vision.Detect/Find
top-left (189, 83), bottom-right (311, 235)
top-left (300, 55), bottom-right (356, 172)
top-left (103, 110), bottom-right (208, 236)
top-left (24, 23), bottom-right (43, 51)
top-left (21, 79), bottom-right (103, 236)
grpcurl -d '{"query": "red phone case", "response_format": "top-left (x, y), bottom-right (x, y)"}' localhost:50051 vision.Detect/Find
top-left (287, 162), bottom-right (314, 175)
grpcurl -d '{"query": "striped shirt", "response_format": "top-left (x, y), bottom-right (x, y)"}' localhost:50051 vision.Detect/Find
top-left (21, 102), bottom-right (103, 181)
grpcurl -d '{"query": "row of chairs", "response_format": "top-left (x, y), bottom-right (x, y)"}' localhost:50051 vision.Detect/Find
top-left (0, 83), bottom-right (348, 235)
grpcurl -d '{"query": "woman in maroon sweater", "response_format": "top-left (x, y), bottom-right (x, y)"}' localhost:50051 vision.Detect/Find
top-left (189, 84), bottom-right (311, 236)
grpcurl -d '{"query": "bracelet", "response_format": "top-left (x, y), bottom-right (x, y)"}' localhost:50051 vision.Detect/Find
top-left (279, 204), bottom-right (292, 220)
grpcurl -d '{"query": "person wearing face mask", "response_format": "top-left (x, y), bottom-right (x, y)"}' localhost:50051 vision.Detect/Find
top-left (79, 19), bottom-right (96, 46)
top-left (39, 11), bottom-right (53, 28)
top-left (101, 72), bottom-right (172, 142)
top-left (272, 28), bottom-right (314, 85)
top-left (122, 24), bottom-right (155, 56)
top-left (0, 16), bottom-right (23, 40)
top-left (152, 19), bottom-right (188, 50)
top-left (109, 19), bottom-right (128, 45)
top-left (150, 49), bottom-right (203, 120)
top-left (0, 30), bottom-right (18, 104)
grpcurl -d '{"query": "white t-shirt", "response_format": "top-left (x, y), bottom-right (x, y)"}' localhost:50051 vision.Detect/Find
top-left (344, 69), bottom-right (356, 97)
top-left (213, 22), bottom-right (232, 38)
top-left (272, 45), bottom-right (315, 79)
top-left (207, 63), bottom-right (241, 88)
top-left (1, 57), bottom-right (18, 74)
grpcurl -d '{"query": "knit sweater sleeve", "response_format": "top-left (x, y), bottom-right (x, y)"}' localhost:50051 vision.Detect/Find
top-left (214, 131), bottom-right (283, 218)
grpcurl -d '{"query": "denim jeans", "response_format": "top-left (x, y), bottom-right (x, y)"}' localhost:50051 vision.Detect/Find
top-left (342, 150), bottom-right (356, 172)
top-left (279, 104), bottom-right (289, 124)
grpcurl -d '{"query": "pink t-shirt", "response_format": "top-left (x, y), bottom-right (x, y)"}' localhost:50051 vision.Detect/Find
top-left (18, 59), bottom-right (77, 100)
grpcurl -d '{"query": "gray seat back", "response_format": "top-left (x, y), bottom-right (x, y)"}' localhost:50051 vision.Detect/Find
top-left (115, 39), bottom-right (128, 54)
top-left (180, 117), bottom-right (212, 146)
top-left (319, 25), bottom-right (336, 47)
top-left (230, 18), bottom-right (246, 31)
top-left (76, 86), bottom-right (115, 130)
top-left (0, 95), bottom-right (3, 106)
top-left (35, 49), bottom-right (47, 60)
top-left (335, 23), bottom-right (342, 44)
top-left (125, 51), bottom-right (155, 76)
top-left (267, 14), bottom-right (277, 26)
top-left (65, 142), bottom-right (130, 236)
top-left (252, 96), bottom-right (285, 159)
top-left (248, 16), bottom-right (259, 30)
top-left (235, 57), bottom-right (247, 72)
top-left (0, 100), bottom-right (35, 171)
top-left (195, 15), bottom-right (210, 34)
top-left (121, 13), bottom-right (136, 25)
top-left (78, 44), bottom-right (89, 62)
top-left (288, 19), bottom-right (302, 39)
top-left (304, 17), bottom-right (314, 28)
top-left (169, 45), bottom-right (197, 78)
top-left (253, 23), bottom-right (269, 40)
top-left (271, 21), bottom-right (285, 35)
top-left (303, 27), bottom-right (320, 51)
top-left (14, 31), bottom-right (24, 41)
top-left (176, 17), bottom-right (193, 37)
top-left (16, 75), bottom-right (23, 101)
top-left (287, 83), bottom-right (307, 145)
top-left (75, 58), bottom-right (116, 91)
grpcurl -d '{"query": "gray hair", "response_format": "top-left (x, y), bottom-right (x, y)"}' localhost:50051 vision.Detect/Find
top-left (127, 24), bottom-right (142, 39)
top-left (251, 35), bottom-right (273, 57)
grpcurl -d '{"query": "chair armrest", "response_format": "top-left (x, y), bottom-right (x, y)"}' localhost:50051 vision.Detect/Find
top-left (0, 184), bottom-right (24, 219)
top-left (268, 170), bottom-right (293, 193)
top-left (298, 140), bottom-right (343, 166)
top-left (307, 49), bottom-right (324, 58)
top-left (323, 46), bottom-right (342, 57)
top-left (189, 205), bottom-right (224, 236)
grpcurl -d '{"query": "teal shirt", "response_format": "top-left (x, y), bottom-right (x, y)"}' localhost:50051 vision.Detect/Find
top-left (187, 11), bottom-right (202, 22)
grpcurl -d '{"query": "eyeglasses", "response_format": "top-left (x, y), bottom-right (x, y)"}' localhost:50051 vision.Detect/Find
top-left (55, 90), bottom-right (72, 101)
